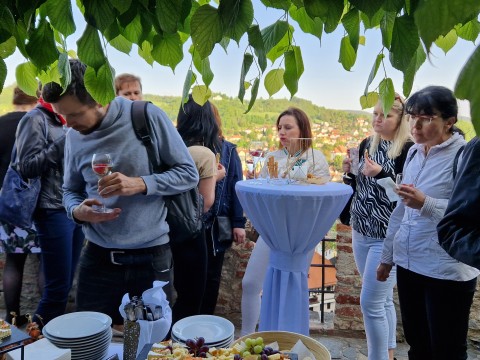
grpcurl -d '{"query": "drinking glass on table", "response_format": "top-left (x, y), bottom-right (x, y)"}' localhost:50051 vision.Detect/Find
top-left (247, 141), bottom-right (267, 183)
top-left (92, 153), bottom-right (114, 213)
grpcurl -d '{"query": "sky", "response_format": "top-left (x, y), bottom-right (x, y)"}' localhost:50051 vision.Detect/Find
top-left (3, 2), bottom-right (478, 117)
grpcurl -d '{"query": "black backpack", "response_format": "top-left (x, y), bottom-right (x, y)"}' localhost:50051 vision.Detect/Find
top-left (131, 101), bottom-right (204, 245)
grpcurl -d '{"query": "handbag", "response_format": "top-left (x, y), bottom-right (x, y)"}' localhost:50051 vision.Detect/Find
top-left (131, 101), bottom-right (204, 245)
top-left (0, 110), bottom-right (48, 229)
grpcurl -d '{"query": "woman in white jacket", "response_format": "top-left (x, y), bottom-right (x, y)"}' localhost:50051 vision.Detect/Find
top-left (377, 86), bottom-right (479, 360)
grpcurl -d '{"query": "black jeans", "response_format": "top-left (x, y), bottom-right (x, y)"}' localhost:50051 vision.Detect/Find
top-left (200, 229), bottom-right (226, 314)
top-left (170, 229), bottom-right (207, 325)
top-left (397, 266), bottom-right (476, 360)
top-left (76, 241), bottom-right (173, 326)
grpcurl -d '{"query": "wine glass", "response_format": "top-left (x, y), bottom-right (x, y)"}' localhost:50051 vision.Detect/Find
top-left (286, 138), bottom-right (312, 183)
top-left (247, 141), bottom-right (267, 183)
top-left (347, 141), bottom-right (359, 176)
top-left (91, 153), bottom-right (114, 213)
top-left (395, 173), bottom-right (403, 189)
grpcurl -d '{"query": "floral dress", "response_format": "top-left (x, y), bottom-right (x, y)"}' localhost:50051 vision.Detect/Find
top-left (0, 222), bottom-right (40, 254)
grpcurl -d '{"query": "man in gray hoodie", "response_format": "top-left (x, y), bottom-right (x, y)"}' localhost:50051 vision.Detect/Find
top-left (42, 60), bottom-right (199, 331)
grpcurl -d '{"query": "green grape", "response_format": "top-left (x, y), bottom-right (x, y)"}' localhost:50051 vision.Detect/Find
top-left (242, 351), bottom-right (252, 357)
top-left (255, 337), bottom-right (264, 346)
top-left (253, 345), bottom-right (263, 354)
top-left (245, 338), bottom-right (253, 347)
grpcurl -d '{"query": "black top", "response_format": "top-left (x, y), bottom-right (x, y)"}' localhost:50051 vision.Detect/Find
top-left (0, 111), bottom-right (27, 185)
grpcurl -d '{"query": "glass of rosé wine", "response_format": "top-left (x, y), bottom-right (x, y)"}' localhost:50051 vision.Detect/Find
top-left (91, 153), bottom-right (114, 213)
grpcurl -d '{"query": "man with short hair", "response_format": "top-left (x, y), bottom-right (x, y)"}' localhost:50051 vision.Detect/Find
top-left (42, 60), bottom-right (198, 330)
top-left (115, 73), bottom-right (143, 101)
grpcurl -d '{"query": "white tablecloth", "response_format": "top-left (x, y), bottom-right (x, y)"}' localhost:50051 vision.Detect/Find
top-left (236, 180), bottom-right (352, 334)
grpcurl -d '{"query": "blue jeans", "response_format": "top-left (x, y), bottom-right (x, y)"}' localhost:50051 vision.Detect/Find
top-left (352, 230), bottom-right (397, 360)
top-left (33, 209), bottom-right (84, 325)
top-left (76, 241), bottom-right (173, 326)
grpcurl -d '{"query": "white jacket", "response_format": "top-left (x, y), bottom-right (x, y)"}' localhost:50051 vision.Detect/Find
top-left (381, 133), bottom-right (479, 281)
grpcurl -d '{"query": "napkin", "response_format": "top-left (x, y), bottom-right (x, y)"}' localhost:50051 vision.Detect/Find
top-left (377, 177), bottom-right (401, 202)
top-left (6, 338), bottom-right (71, 360)
top-left (119, 280), bottom-right (172, 357)
top-left (290, 339), bottom-right (315, 360)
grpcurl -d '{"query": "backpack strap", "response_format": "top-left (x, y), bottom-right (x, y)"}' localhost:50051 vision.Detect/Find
top-left (131, 101), bottom-right (161, 173)
top-left (453, 145), bottom-right (465, 179)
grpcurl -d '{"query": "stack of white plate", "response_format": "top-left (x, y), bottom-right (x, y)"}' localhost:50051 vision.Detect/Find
top-left (172, 315), bottom-right (234, 348)
top-left (42, 311), bottom-right (112, 360)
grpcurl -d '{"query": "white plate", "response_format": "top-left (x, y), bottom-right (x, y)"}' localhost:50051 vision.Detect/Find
top-left (172, 315), bottom-right (234, 343)
top-left (172, 332), bottom-right (234, 348)
top-left (44, 312), bottom-right (112, 339)
top-left (43, 326), bottom-right (111, 343)
top-left (45, 329), bottom-right (112, 348)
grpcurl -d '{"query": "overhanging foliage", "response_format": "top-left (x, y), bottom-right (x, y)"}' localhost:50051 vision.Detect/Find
top-left (0, 0), bottom-right (479, 133)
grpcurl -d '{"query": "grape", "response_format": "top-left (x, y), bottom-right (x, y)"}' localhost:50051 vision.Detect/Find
top-left (254, 345), bottom-right (263, 354)
top-left (196, 337), bottom-right (205, 347)
top-left (199, 352), bottom-right (206, 358)
top-left (245, 338), bottom-right (253, 347)
top-left (198, 346), bottom-right (209, 354)
top-left (261, 354), bottom-right (268, 360)
top-left (242, 351), bottom-right (251, 357)
top-left (264, 347), bottom-right (273, 355)
top-left (255, 337), bottom-right (264, 346)
top-left (186, 339), bottom-right (196, 349)
top-left (234, 355), bottom-right (241, 360)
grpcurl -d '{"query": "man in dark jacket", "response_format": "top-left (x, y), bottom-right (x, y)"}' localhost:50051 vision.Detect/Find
top-left (438, 136), bottom-right (480, 268)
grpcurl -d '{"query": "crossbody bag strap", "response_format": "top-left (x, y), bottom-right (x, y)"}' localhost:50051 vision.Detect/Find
top-left (453, 145), bottom-right (465, 179)
top-left (131, 100), bottom-right (160, 173)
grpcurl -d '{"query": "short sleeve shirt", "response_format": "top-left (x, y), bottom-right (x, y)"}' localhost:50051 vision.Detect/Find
top-left (188, 145), bottom-right (217, 179)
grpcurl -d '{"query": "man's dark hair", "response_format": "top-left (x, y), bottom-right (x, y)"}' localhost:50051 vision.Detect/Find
top-left (42, 59), bottom-right (97, 106)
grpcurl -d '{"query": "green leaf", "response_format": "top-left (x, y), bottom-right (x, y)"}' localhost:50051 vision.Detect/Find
top-left (323, 0), bottom-right (345, 34)
top-left (379, 77), bottom-right (395, 117)
top-left (339, 36), bottom-right (357, 71)
top-left (110, 0), bottom-right (132, 14)
top-left (382, 0), bottom-right (404, 12)
top-left (182, 69), bottom-right (195, 104)
top-left (15, 62), bottom-right (39, 96)
top-left (304, 0), bottom-right (328, 19)
top-left (266, 25), bottom-right (293, 63)
top-left (0, 6), bottom-right (15, 44)
top-left (77, 24), bottom-right (106, 70)
top-left (0, 36), bottom-right (17, 59)
top-left (0, 58), bottom-right (7, 93)
top-left (122, 14), bottom-right (144, 44)
top-left (415, 0), bottom-right (480, 52)
top-left (44, 0), bottom-right (76, 36)
top-left (155, 0), bottom-right (182, 34)
top-left (220, 37), bottom-right (230, 53)
top-left (138, 40), bottom-right (155, 65)
top-left (261, 20), bottom-right (289, 54)
top-left (289, 4), bottom-right (323, 42)
top-left (218, 0), bottom-right (254, 43)
top-left (25, 19), bottom-right (59, 71)
top-left (360, 91), bottom-right (379, 109)
top-left (364, 53), bottom-right (384, 95)
top-left (260, 0), bottom-right (291, 11)
top-left (435, 29), bottom-right (458, 54)
top-left (456, 19), bottom-right (480, 41)
top-left (82, 0), bottom-right (116, 32)
top-left (191, 85), bottom-right (212, 105)
top-left (58, 52), bottom-right (71, 90)
top-left (455, 44), bottom-right (480, 135)
top-left (402, 43), bottom-right (426, 97)
top-left (191, 46), bottom-right (214, 87)
top-left (360, 8), bottom-right (383, 29)
top-left (151, 32), bottom-right (183, 71)
top-left (342, 8), bottom-right (360, 51)
top-left (238, 53), bottom-right (254, 103)
top-left (380, 11), bottom-right (396, 49)
top-left (264, 68), bottom-right (285, 97)
top-left (390, 15), bottom-right (419, 73)
top-left (245, 77), bottom-right (259, 113)
top-left (349, 0), bottom-right (384, 18)
top-left (37, 61), bottom-right (61, 88)
top-left (84, 63), bottom-right (116, 106)
top-left (110, 34), bottom-right (133, 54)
top-left (247, 25), bottom-right (267, 72)
top-left (284, 46), bottom-right (304, 98)
top-left (191, 5), bottom-right (223, 59)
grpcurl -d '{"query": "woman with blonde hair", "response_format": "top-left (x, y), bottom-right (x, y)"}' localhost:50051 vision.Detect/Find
top-left (342, 94), bottom-right (413, 360)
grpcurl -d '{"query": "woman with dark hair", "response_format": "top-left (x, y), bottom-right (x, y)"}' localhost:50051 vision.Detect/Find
top-left (378, 86), bottom-right (479, 360)
top-left (241, 107), bottom-right (330, 335)
top-left (200, 103), bottom-right (246, 315)
top-left (173, 95), bottom-right (224, 323)
top-left (341, 94), bottom-right (413, 360)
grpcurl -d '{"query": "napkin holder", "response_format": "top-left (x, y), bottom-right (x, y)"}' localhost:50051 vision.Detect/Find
top-left (119, 281), bottom-right (172, 359)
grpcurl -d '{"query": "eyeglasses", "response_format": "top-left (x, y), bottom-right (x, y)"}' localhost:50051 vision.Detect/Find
top-left (409, 115), bottom-right (439, 127)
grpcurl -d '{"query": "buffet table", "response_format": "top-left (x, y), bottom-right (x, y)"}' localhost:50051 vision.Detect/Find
top-left (236, 180), bottom-right (352, 334)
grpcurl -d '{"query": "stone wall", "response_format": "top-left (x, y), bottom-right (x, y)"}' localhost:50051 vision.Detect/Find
top-left (2, 223), bottom-right (480, 343)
